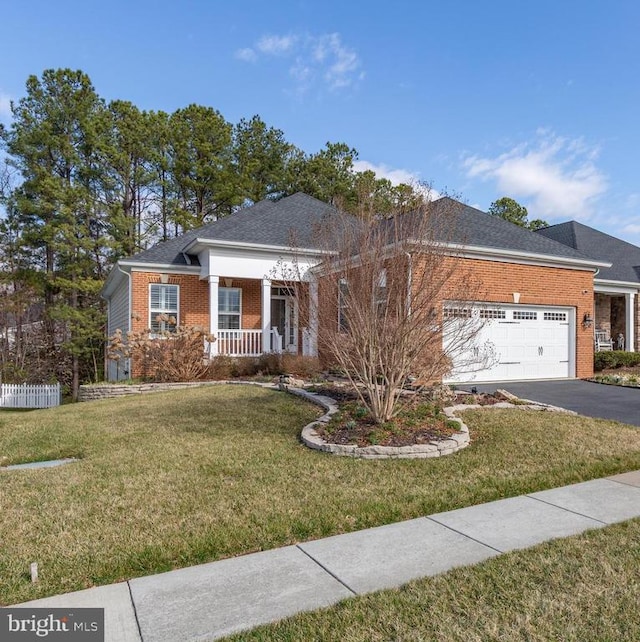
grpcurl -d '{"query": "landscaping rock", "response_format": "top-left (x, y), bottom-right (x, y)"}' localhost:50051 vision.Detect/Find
top-left (279, 375), bottom-right (305, 388)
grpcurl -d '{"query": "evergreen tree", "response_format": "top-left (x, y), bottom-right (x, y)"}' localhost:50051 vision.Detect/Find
top-left (234, 115), bottom-right (299, 204)
top-left (488, 196), bottom-right (548, 230)
top-left (168, 105), bottom-right (240, 229)
top-left (2, 69), bottom-right (109, 397)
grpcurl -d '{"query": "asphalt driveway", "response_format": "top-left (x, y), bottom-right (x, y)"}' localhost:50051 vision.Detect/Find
top-left (461, 380), bottom-right (640, 427)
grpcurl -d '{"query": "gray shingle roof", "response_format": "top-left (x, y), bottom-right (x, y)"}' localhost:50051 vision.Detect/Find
top-left (537, 221), bottom-right (640, 283)
top-left (429, 198), bottom-right (593, 261)
top-left (123, 193), bottom-right (597, 267)
top-left (124, 193), bottom-right (338, 265)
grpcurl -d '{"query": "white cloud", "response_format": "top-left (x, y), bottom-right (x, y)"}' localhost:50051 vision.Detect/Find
top-left (256, 34), bottom-right (297, 55)
top-left (236, 32), bottom-right (362, 93)
top-left (313, 33), bottom-right (362, 89)
top-left (623, 223), bottom-right (640, 236)
top-left (353, 160), bottom-right (419, 186)
top-left (234, 48), bottom-right (257, 63)
top-left (0, 91), bottom-right (12, 123)
top-left (462, 131), bottom-right (608, 219)
top-left (353, 160), bottom-right (440, 200)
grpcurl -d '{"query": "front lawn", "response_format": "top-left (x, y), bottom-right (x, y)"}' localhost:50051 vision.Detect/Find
top-left (225, 518), bottom-right (640, 642)
top-left (2, 384), bottom-right (640, 605)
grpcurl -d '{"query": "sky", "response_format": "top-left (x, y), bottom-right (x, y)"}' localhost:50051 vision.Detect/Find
top-left (2, 0), bottom-right (640, 242)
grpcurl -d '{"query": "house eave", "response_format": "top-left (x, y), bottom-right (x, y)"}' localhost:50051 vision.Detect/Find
top-left (183, 237), bottom-right (328, 257)
top-left (594, 278), bottom-right (640, 292)
top-left (117, 260), bottom-right (201, 274)
top-left (101, 263), bottom-right (129, 299)
top-left (438, 242), bottom-right (611, 271)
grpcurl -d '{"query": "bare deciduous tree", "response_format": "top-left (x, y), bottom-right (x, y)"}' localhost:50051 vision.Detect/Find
top-left (295, 196), bottom-right (492, 423)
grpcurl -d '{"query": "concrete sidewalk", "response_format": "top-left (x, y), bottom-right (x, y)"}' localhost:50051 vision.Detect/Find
top-left (14, 471), bottom-right (640, 641)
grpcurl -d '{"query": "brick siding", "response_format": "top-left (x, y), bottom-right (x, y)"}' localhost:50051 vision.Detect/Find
top-left (127, 258), bottom-right (595, 380)
top-left (439, 257), bottom-right (594, 378)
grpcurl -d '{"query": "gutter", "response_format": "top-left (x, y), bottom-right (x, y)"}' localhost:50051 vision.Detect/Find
top-left (182, 237), bottom-right (329, 256)
top-left (411, 240), bottom-right (611, 271)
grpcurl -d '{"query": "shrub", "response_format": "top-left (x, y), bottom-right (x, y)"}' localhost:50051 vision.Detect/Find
top-left (280, 355), bottom-right (322, 378)
top-left (206, 355), bottom-right (235, 380)
top-left (257, 353), bottom-right (284, 375)
top-left (108, 321), bottom-right (215, 382)
top-left (594, 350), bottom-right (640, 371)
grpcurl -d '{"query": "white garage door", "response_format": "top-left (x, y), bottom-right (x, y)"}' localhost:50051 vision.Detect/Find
top-left (443, 304), bottom-right (574, 383)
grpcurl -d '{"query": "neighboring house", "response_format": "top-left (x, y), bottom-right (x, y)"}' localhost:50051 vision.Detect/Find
top-left (101, 192), bottom-right (607, 383)
top-left (537, 222), bottom-right (640, 353)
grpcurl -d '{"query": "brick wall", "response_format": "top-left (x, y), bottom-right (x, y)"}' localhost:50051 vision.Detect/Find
top-left (129, 273), bottom-right (265, 376)
top-left (130, 273), bottom-right (263, 333)
top-left (439, 257), bottom-right (595, 378)
top-left (595, 293), bottom-right (611, 335)
top-left (130, 271), bottom-right (209, 333)
top-left (128, 258), bottom-right (596, 380)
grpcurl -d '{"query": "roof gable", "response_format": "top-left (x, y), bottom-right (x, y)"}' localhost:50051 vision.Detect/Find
top-left (124, 193), bottom-right (338, 266)
top-left (537, 221), bottom-right (640, 284)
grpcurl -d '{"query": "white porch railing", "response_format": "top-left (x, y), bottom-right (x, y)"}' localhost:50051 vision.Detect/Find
top-left (0, 383), bottom-right (61, 409)
top-left (271, 327), bottom-right (283, 354)
top-left (208, 329), bottom-right (287, 357)
top-left (215, 329), bottom-right (263, 357)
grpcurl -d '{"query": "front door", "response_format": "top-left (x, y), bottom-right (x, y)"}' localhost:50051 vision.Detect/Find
top-left (271, 296), bottom-right (298, 353)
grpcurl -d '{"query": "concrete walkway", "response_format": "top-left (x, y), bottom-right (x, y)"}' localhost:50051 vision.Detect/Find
top-left (13, 471), bottom-right (640, 642)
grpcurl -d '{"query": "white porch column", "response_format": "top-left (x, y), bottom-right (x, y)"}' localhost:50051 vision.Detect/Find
top-left (626, 292), bottom-right (635, 352)
top-left (261, 279), bottom-right (271, 353)
top-left (309, 280), bottom-right (319, 357)
top-left (209, 276), bottom-right (219, 356)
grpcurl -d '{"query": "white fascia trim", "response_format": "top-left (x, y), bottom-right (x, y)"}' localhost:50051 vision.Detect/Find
top-left (121, 262), bottom-right (201, 274)
top-left (438, 242), bottom-right (611, 271)
top-left (184, 237), bottom-right (328, 256)
top-left (594, 279), bottom-right (640, 294)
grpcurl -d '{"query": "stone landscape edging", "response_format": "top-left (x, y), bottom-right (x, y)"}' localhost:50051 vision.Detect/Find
top-left (295, 387), bottom-right (575, 459)
top-left (78, 380), bottom-right (277, 401)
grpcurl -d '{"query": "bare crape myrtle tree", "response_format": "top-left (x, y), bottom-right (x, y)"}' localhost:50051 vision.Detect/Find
top-left (290, 193), bottom-right (495, 424)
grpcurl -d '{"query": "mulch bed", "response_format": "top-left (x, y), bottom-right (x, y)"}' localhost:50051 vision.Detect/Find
top-left (309, 385), bottom-right (505, 448)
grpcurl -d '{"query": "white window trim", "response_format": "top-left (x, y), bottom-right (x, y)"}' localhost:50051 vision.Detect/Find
top-left (218, 287), bottom-right (242, 330)
top-left (149, 283), bottom-right (180, 336)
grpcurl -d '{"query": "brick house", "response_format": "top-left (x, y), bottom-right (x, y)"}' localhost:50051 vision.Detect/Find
top-left (537, 221), bottom-right (640, 353)
top-left (102, 193), bottom-right (608, 383)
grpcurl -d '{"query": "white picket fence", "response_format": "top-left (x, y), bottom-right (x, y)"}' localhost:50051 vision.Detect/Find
top-left (0, 383), bottom-right (61, 409)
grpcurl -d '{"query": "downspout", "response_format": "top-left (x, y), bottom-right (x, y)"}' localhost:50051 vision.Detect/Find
top-left (116, 263), bottom-right (132, 379)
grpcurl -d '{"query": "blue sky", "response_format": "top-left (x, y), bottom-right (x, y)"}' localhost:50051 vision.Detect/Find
top-left (2, 0), bottom-right (640, 242)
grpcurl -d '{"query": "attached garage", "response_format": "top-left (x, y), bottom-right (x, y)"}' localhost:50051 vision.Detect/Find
top-left (444, 304), bottom-right (575, 383)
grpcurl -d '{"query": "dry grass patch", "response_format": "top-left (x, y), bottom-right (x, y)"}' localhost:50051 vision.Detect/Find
top-left (1, 390), bottom-right (640, 606)
top-left (225, 519), bottom-right (640, 642)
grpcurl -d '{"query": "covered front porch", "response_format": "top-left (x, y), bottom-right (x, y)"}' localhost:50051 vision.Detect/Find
top-left (594, 287), bottom-right (636, 352)
top-left (186, 235), bottom-right (321, 360)
top-left (205, 277), bottom-right (318, 358)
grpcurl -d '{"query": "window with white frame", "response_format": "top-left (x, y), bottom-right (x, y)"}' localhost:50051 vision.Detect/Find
top-left (149, 284), bottom-right (179, 334)
top-left (479, 309), bottom-right (506, 320)
top-left (443, 307), bottom-right (472, 319)
top-left (218, 287), bottom-right (241, 329)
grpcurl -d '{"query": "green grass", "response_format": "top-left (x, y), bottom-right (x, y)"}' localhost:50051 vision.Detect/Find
top-left (1, 385), bottom-right (640, 606)
top-left (224, 519), bottom-right (640, 642)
